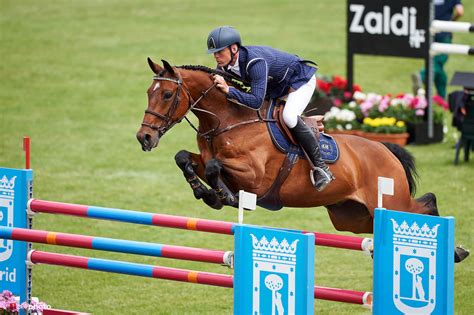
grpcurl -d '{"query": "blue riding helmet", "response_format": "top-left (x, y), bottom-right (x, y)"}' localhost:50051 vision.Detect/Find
top-left (207, 26), bottom-right (241, 54)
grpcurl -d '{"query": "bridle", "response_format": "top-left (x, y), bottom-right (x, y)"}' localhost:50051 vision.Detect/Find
top-left (141, 70), bottom-right (273, 143)
top-left (141, 74), bottom-right (216, 138)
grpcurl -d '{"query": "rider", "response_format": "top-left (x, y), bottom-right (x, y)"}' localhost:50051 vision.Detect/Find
top-left (207, 25), bottom-right (334, 191)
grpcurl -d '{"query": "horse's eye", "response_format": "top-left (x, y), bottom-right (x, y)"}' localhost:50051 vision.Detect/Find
top-left (163, 91), bottom-right (173, 100)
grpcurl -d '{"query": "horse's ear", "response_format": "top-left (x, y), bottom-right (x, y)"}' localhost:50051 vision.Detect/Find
top-left (147, 57), bottom-right (162, 74)
top-left (161, 59), bottom-right (175, 76)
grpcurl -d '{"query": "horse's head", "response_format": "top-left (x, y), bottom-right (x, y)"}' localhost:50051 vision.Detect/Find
top-left (136, 58), bottom-right (192, 151)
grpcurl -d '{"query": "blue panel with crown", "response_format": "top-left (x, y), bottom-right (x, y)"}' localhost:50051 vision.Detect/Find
top-left (0, 167), bottom-right (33, 309)
top-left (373, 208), bottom-right (454, 315)
top-left (233, 225), bottom-right (314, 315)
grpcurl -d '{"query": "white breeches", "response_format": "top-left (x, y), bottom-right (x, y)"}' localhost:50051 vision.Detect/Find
top-left (282, 75), bottom-right (317, 128)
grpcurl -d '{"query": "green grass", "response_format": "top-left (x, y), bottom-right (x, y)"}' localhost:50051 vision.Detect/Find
top-left (1, 1), bottom-right (473, 314)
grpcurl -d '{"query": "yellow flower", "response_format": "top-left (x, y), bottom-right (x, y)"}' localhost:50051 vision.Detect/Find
top-left (396, 121), bottom-right (405, 127)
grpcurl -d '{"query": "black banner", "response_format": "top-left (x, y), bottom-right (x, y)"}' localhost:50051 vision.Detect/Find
top-left (347, 0), bottom-right (431, 59)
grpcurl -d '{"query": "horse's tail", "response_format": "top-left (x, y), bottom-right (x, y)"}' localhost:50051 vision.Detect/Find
top-left (382, 142), bottom-right (418, 196)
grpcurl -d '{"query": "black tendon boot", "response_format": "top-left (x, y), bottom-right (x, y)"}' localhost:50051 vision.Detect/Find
top-left (291, 117), bottom-right (334, 191)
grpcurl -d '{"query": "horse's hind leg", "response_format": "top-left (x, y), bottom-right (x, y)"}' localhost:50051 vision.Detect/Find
top-left (205, 159), bottom-right (238, 207)
top-left (413, 192), bottom-right (469, 263)
top-left (174, 150), bottom-right (222, 210)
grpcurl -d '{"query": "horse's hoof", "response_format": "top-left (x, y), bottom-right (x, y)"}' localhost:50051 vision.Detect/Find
top-left (193, 184), bottom-right (207, 200)
top-left (203, 190), bottom-right (223, 210)
top-left (455, 246), bottom-right (470, 263)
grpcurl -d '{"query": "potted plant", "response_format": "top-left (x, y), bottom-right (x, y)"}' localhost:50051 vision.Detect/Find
top-left (345, 89), bottom-right (446, 145)
top-left (360, 117), bottom-right (409, 146)
top-left (404, 93), bottom-right (447, 144)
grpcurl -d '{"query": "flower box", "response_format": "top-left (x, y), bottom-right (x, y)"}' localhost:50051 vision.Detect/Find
top-left (326, 129), bottom-right (362, 136)
top-left (359, 132), bottom-right (410, 146)
top-left (406, 122), bottom-right (444, 144)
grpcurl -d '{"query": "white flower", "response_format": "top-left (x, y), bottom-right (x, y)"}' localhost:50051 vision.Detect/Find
top-left (348, 101), bottom-right (357, 108)
top-left (353, 91), bottom-right (366, 101)
top-left (336, 124), bottom-right (343, 130)
top-left (324, 107), bottom-right (341, 120)
top-left (338, 109), bottom-right (356, 121)
top-left (345, 123), bottom-right (353, 130)
top-left (390, 98), bottom-right (403, 106)
top-left (417, 88), bottom-right (426, 96)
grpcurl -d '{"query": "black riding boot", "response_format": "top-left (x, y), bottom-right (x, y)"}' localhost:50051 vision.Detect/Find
top-left (291, 117), bottom-right (334, 191)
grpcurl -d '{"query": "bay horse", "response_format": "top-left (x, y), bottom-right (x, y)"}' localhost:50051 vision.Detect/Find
top-left (136, 59), bottom-right (468, 262)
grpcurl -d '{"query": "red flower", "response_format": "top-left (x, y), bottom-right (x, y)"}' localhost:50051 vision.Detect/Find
top-left (395, 93), bottom-right (405, 99)
top-left (332, 76), bottom-right (347, 90)
top-left (317, 79), bottom-right (332, 94)
top-left (9, 302), bottom-right (17, 310)
top-left (352, 84), bottom-right (362, 92)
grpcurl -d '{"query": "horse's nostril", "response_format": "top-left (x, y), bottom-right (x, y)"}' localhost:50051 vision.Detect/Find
top-left (144, 134), bottom-right (151, 142)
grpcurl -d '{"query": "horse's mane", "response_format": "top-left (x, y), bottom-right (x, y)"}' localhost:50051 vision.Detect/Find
top-left (178, 64), bottom-right (250, 92)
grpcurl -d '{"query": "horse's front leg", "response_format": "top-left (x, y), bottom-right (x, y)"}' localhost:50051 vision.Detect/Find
top-left (174, 150), bottom-right (222, 209)
top-left (205, 159), bottom-right (239, 207)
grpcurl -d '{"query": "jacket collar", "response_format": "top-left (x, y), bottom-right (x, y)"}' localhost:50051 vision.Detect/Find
top-left (237, 46), bottom-right (248, 81)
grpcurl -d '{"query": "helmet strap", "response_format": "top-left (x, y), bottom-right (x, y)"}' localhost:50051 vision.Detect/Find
top-left (224, 46), bottom-right (239, 69)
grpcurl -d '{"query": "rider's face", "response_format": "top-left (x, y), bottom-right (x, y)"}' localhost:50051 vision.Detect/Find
top-left (213, 45), bottom-right (238, 67)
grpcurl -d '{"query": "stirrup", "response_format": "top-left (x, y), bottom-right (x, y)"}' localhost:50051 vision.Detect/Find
top-left (310, 167), bottom-right (334, 192)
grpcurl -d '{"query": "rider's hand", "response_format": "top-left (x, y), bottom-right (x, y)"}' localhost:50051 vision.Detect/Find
top-left (213, 75), bottom-right (229, 94)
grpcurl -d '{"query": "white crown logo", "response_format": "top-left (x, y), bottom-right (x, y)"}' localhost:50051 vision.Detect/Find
top-left (250, 234), bottom-right (299, 254)
top-left (0, 176), bottom-right (16, 190)
top-left (391, 218), bottom-right (439, 239)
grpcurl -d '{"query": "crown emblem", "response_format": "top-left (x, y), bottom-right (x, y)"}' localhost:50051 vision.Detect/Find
top-left (0, 175), bottom-right (16, 190)
top-left (391, 219), bottom-right (439, 239)
top-left (250, 234), bottom-right (299, 254)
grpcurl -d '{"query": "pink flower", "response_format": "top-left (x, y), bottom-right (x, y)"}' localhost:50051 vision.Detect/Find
top-left (432, 95), bottom-right (449, 110)
top-left (360, 100), bottom-right (374, 116)
top-left (378, 96), bottom-right (390, 112)
top-left (332, 98), bottom-right (342, 107)
top-left (402, 94), bottom-right (415, 107)
top-left (367, 93), bottom-right (382, 104)
top-left (415, 96), bottom-right (427, 109)
top-left (416, 109), bottom-right (425, 116)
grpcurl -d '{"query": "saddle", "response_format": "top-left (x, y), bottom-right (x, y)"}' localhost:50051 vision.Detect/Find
top-left (265, 99), bottom-right (339, 162)
top-left (272, 100), bottom-right (325, 144)
top-left (257, 99), bottom-right (339, 211)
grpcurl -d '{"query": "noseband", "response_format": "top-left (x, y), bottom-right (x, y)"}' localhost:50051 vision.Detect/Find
top-left (142, 72), bottom-right (219, 137)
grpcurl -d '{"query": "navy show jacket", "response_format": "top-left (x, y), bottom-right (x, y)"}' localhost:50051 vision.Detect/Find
top-left (221, 45), bottom-right (317, 109)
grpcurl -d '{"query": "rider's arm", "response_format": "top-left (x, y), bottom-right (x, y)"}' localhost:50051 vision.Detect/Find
top-left (226, 58), bottom-right (268, 109)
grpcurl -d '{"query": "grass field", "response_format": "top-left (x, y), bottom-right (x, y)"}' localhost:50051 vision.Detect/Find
top-left (1, 1), bottom-right (473, 314)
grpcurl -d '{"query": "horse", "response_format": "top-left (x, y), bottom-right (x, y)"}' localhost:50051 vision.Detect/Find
top-left (136, 59), bottom-right (468, 263)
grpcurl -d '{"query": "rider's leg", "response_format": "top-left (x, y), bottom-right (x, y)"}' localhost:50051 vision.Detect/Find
top-left (283, 75), bottom-right (334, 191)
